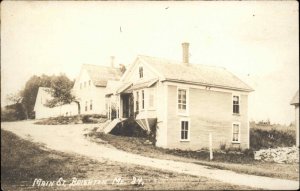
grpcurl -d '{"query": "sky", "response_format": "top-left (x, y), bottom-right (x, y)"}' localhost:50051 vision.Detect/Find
top-left (1, 1), bottom-right (299, 124)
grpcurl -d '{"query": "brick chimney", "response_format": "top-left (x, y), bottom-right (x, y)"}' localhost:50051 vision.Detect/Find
top-left (182, 42), bottom-right (189, 64)
top-left (110, 56), bottom-right (115, 68)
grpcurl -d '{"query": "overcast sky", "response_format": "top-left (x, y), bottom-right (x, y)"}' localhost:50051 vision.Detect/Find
top-left (1, 1), bottom-right (299, 124)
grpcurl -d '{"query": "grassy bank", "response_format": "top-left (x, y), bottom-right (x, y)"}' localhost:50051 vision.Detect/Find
top-left (1, 129), bottom-right (252, 190)
top-left (88, 131), bottom-right (299, 181)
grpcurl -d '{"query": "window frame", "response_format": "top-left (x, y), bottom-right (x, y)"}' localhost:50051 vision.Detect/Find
top-left (180, 118), bottom-right (190, 142)
top-left (139, 66), bottom-right (144, 79)
top-left (177, 87), bottom-right (189, 116)
top-left (232, 95), bottom-right (240, 115)
top-left (232, 122), bottom-right (241, 143)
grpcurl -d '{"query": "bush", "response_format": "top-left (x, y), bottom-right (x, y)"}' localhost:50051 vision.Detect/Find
top-left (1, 103), bottom-right (27, 121)
top-left (219, 142), bottom-right (226, 150)
top-left (82, 115), bottom-right (93, 123)
top-left (250, 128), bottom-right (296, 150)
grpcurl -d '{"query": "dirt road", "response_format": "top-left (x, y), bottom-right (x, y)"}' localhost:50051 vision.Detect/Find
top-left (1, 121), bottom-right (299, 190)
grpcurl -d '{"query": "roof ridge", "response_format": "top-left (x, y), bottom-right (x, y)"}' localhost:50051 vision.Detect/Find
top-left (138, 54), bottom-right (226, 69)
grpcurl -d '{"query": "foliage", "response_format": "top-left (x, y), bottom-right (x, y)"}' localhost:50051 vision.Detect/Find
top-left (5, 74), bottom-right (76, 120)
top-left (34, 115), bottom-right (107, 125)
top-left (20, 75), bottom-right (52, 118)
top-left (1, 103), bottom-right (28, 121)
top-left (82, 115), bottom-right (94, 123)
top-left (250, 128), bottom-right (296, 150)
top-left (148, 119), bottom-right (158, 145)
top-left (44, 74), bottom-right (75, 107)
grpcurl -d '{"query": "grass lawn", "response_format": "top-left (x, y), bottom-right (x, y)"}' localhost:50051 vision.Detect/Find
top-left (1, 129), bottom-right (253, 190)
top-left (88, 131), bottom-right (299, 181)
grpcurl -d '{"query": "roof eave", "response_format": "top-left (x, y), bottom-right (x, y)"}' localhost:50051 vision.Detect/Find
top-left (162, 79), bottom-right (254, 92)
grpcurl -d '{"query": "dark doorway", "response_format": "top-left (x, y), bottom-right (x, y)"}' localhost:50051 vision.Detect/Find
top-left (122, 93), bottom-right (134, 118)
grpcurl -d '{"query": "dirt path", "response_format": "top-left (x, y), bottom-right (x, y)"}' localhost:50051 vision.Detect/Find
top-left (1, 121), bottom-right (299, 190)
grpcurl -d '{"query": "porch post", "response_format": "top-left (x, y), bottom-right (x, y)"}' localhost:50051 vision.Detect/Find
top-left (108, 98), bottom-right (111, 121)
top-left (119, 94), bottom-right (123, 118)
top-left (116, 95), bottom-right (119, 119)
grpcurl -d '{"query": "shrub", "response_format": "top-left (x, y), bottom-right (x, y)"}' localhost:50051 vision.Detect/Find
top-left (82, 115), bottom-right (94, 123)
top-left (250, 128), bottom-right (296, 150)
top-left (1, 103), bottom-right (28, 121)
top-left (219, 142), bottom-right (226, 150)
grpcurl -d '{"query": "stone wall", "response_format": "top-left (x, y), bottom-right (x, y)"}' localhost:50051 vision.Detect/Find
top-left (254, 146), bottom-right (299, 164)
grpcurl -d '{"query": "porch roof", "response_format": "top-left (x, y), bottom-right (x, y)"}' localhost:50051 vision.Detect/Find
top-left (126, 78), bottom-right (158, 92)
top-left (115, 82), bottom-right (133, 94)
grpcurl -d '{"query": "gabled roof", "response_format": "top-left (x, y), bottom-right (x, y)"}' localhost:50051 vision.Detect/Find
top-left (82, 64), bottom-right (122, 87)
top-left (138, 55), bottom-right (254, 92)
top-left (290, 90), bottom-right (299, 105)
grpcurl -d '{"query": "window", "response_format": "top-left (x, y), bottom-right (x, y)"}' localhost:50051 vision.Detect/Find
top-left (89, 80), bottom-right (91, 86)
top-left (142, 90), bottom-right (145, 109)
top-left (233, 95), bottom-right (240, 114)
top-left (80, 83), bottom-right (82, 89)
top-left (139, 66), bottom-right (143, 78)
top-left (136, 91), bottom-right (139, 112)
top-left (178, 88), bottom-right (187, 113)
top-left (232, 123), bottom-right (240, 143)
top-left (149, 89), bottom-right (154, 108)
top-left (85, 101), bottom-right (88, 111)
top-left (180, 120), bottom-right (189, 141)
top-left (84, 81), bottom-right (86, 88)
top-left (90, 100), bottom-right (93, 110)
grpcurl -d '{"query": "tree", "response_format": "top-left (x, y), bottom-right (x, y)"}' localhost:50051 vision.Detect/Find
top-left (21, 75), bottom-right (52, 118)
top-left (2, 92), bottom-right (28, 121)
top-left (45, 74), bottom-right (81, 115)
top-left (45, 74), bottom-right (74, 107)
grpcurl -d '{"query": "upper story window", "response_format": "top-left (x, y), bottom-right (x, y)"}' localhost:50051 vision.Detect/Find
top-left (178, 88), bottom-right (188, 114)
top-left (232, 123), bottom-right (240, 143)
top-left (136, 91), bottom-right (139, 112)
top-left (139, 66), bottom-right (143, 78)
top-left (142, 90), bottom-right (145, 109)
top-left (90, 100), bottom-right (93, 110)
top-left (180, 120), bottom-right (189, 141)
top-left (233, 95), bottom-right (240, 114)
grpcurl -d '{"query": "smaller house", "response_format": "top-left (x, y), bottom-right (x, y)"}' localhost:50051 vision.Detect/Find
top-left (34, 87), bottom-right (78, 119)
top-left (72, 58), bottom-right (123, 115)
top-left (290, 90), bottom-right (299, 147)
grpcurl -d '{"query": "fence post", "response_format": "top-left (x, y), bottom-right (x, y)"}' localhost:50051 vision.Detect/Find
top-left (209, 132), bottom-right (213, 160)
